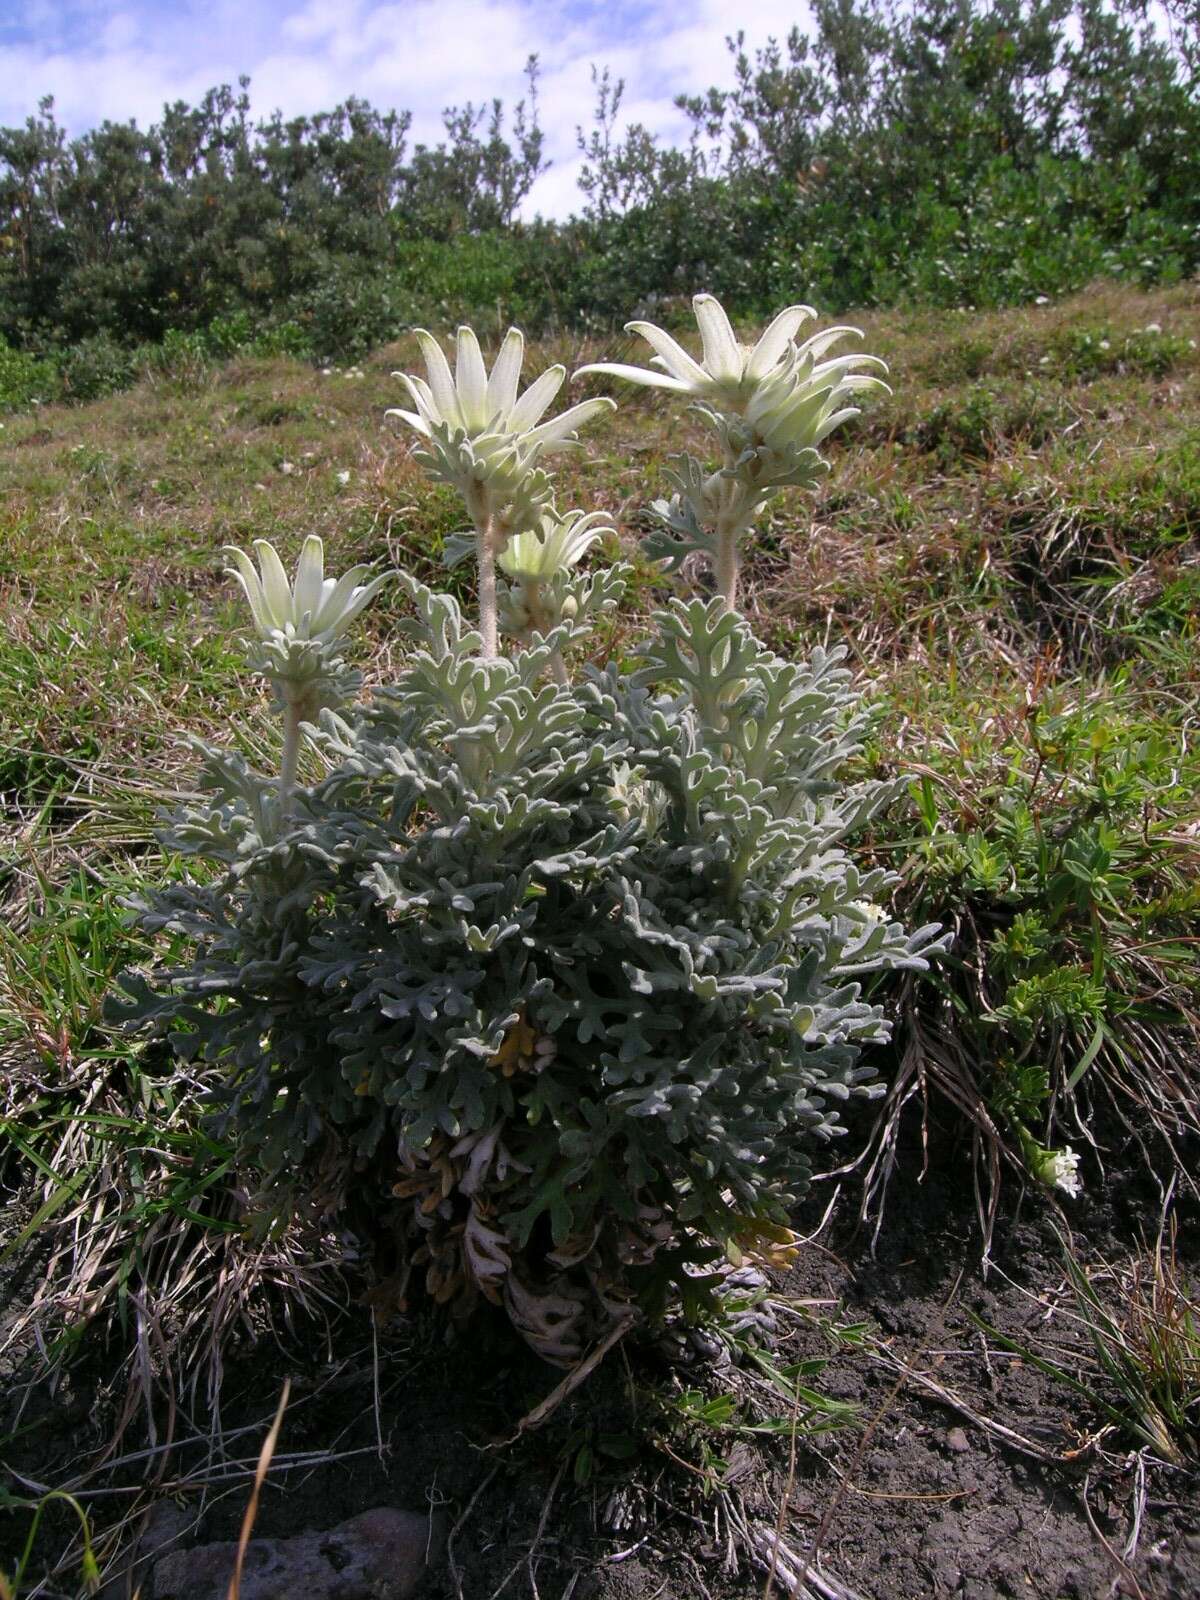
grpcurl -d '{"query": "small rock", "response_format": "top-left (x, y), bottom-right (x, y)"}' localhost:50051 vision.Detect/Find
top-left (99, 1500), bottom-right (193, 1599)
top-left (141, 1501), bottom-right (194, 1558)
top-left (944, 1427), bottom-right (970, 1454)
top-left (152, 1507), bottom-right (437, 1600)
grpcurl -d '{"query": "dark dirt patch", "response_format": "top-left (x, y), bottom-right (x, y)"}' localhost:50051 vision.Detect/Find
top-left (765, 1142), bottom-right (1200, 1600)
top-left (3, 1112), bottom-right (1198, 1600)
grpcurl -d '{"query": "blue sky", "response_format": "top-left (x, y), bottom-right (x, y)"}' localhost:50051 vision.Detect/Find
top-left (0, 0), bottom-right (810, 218)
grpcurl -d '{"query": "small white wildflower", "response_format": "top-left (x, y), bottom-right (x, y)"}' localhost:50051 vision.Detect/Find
top-left (1047, 1146), bottom-right (1082, 1198)
top-left (1039, 355), bottom-right (1052, 366)
top-left (321, 366), bottom-right (334, 376)
top-left (1143, 322), bottom-right (1162, 335)
top-left (336, 469), bottom-right (351, 486)
top-left (1020, 1124), bottom-right (1083, 1198)
top-left (1098, 340), bottom-right (1111, 351)
top-left (1035, 295), bottom-right (1050, 306)
top-left (279, 460), bottom-right (295, 476)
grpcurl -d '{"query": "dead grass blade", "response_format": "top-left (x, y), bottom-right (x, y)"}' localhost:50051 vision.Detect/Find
top-left (226, 1378), bottom-right (291, 1600)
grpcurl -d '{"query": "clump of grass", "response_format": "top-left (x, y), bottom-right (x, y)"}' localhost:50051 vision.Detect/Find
top-left (0, 1490), bottom-right (100, 1599)
top-left (976, 1217), bottom-right (1200, 1465)
top-left (0, 853), bottom-right (345, 1461)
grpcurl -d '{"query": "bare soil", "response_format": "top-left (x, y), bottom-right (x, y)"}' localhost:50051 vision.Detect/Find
top-left (3, 1110), bottom-right (1198, 1600)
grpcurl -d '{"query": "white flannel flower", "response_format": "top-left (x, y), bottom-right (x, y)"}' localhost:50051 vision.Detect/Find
top-left (388, 326), bottom-right (614, 486)
top-left (575, 292), bottom-right (889, 449)
top-left (224, 536), bottom-right (391, 647)
top-left (497, 509), bottom-right (612, 582)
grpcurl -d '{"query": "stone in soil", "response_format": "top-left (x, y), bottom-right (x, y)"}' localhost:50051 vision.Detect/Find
top-left (99, 1500), bottom-right (194, 1599)
top-left (151, 1507), bottom-right (437, 1600)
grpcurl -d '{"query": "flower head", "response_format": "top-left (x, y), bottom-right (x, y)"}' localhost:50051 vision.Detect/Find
top-left (1017, 1125), bottom-right (1083, 1199)
top-left (575, 292), bottom-right (889, 451)
top-left (1043, 1145), bottom-right (1082, 1198)
top-left (388, 326), bottom-right (614, 490)
top-left (224, 536), bottom-right (391, 648)
top-left (497, 509), bottom-right (612, 582)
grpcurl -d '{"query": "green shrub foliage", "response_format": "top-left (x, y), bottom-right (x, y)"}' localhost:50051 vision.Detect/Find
top-left (2, 1), bottom-right (1197, 375)
top-left (115, 303), bottom-right (944, 1363)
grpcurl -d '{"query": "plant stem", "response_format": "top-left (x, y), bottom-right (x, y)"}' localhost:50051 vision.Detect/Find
top-left (477, 514), bottom-right (499, 659)
top-left (279, 691), bottom-right (305, 812)
top-left (715, 515), bottom-right (739, 613)
top-left (525, 578), bottom-right (568, 687)
top-left (714, 465), bottom-right (748, 613)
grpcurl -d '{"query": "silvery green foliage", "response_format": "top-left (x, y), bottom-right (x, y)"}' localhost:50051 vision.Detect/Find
top-left (497, 559), bottom-right (627, 643)
top-left (642, 436), bottom-right (826, 574)
top-left (115, 573), bottom-right (945, 1365)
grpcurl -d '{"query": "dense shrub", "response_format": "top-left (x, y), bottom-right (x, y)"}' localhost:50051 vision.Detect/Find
top-left (0, 335), bottom-right (55, 411)
top-left (0, 1), bottom-right (1195, 382)
top-left (56, 333), bottom-right (137, 401)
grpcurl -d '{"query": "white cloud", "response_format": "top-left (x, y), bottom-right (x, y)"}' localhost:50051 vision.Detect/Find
top-left (0, 0), bottom-right (814, 217)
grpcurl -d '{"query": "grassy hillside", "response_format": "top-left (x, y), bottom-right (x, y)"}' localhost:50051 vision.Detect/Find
top-left (3, 283), bottom-right (1196, 780)
top-left (2, 281), bottom-right (1198, 1597)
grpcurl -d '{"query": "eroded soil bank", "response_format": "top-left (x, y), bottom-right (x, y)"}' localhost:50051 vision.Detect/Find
top-left (4, 1108), bottom-right (1197, 1599)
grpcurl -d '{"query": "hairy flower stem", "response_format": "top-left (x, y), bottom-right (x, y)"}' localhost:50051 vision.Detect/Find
top-left (525, 579), bottom-right (568, 687)
top-left (466, 487), bottom-right (500, 659)
top-left (279, 688), bottom-right (312, 813)
top-left (714, 457), bottom-right (754, 613)
top-left (715, 516), bottom-right (740, 613)
top-left (477, 527), bottom-right (499, 659)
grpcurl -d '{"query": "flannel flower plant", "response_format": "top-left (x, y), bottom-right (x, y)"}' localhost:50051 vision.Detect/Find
top-left (577, 293), bottom-right (890, 610)
top-left (386, 325), bottom-right (614, 658)
top-left (224, 536), bottom-right (393, 807)
top-left (116, 301), bottom-right (946, 1366)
